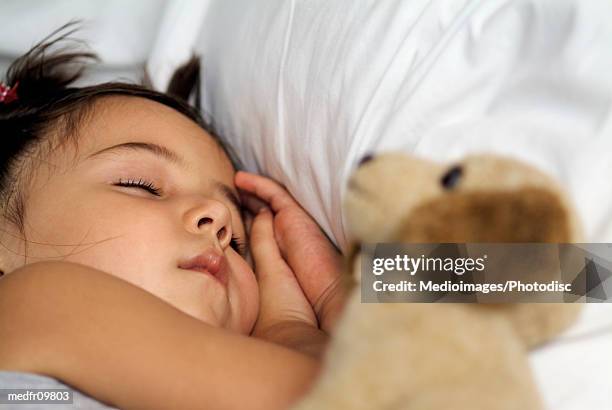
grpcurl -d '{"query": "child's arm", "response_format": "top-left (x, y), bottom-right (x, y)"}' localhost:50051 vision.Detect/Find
top-left (0, 261), bottom-right (319, 410)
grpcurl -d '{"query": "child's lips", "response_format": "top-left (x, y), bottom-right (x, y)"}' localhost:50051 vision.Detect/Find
top-left (178, 250), bottom-right (229, 288)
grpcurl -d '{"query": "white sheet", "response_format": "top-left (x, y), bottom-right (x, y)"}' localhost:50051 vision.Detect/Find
top-left (531, 303), bottom-right (612, 409)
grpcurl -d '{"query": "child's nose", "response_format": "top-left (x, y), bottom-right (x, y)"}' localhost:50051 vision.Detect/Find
top-left (183, 200), bottom-right (232, 249)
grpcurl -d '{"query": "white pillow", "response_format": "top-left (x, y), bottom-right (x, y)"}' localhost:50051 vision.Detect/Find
top-left (0, 0), bottom-right (165, 63)
top-left (150, 0), bottom-right (612, 252)
top-left (0, 0), bottom-right (167, 83)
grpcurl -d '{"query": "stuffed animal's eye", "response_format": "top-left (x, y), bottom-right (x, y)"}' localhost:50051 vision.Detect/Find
top-left (358, 153), bottom-right (375, 167)
top-left (440, 165), bottom-right (463, 190)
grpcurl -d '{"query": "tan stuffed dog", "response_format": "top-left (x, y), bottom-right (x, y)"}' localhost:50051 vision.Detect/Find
top-left (294, 153), bottom-right (582, 410)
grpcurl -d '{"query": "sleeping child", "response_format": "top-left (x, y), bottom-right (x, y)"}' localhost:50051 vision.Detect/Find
top-left (0, 25), bottom-right (346, 409)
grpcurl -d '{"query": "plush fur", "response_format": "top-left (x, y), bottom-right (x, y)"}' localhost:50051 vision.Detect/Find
top-left (294, 153), bottom-right (582, 410)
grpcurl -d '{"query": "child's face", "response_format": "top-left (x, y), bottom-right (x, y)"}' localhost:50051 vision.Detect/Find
top-left (12, 96), bottom-right (259, 334)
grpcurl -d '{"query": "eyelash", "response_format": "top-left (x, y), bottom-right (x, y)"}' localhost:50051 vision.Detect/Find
top-left (115, 178), bottom-right (162, 196)
top-left (230, 236), bottom-right (247, 256)
top-left (115, 178), bottom-right (247, 256)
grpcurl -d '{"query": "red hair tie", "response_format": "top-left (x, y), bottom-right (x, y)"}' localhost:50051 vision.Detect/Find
top-left (0, 81), bottom-right (19, 104)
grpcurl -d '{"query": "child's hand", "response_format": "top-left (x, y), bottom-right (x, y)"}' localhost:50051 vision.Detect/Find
top-left (249, 207), bottom-right (328, 357)
top-left (236, 171), bottom-right (346, 334)
top-left (249, 207), bottom-right (317, 329)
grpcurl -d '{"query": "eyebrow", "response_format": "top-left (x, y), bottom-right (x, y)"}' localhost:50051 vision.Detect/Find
top-left (88, 141), bottom-right (243, 212)
top-left (88, 142), bottom-right (186, 168)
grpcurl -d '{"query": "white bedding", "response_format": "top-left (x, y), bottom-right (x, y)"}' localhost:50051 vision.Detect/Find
top-left (0, 0), bottom-right (167, 84)
top-left (148, 1), bottom-right (612, 408)
top-left (531, 303), bottom-right (612, 409)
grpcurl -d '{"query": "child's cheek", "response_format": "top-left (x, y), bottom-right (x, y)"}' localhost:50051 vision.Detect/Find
top-left (228, 253), bottom-right (260, 332)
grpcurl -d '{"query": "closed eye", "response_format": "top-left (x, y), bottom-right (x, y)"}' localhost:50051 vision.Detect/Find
top-left (115, 178), bottom-right (162, 196)
top-left (230, 235), bottom-right (247, 257)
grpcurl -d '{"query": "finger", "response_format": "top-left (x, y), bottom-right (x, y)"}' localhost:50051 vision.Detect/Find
top-left (234, 171), bottom-right (297, 212)
top-left (239, 191), bottom-right (268, 215)
top-left (249, 209), bottom-right (317, 328)
top-left (248, 208), bottom-right (283, 278)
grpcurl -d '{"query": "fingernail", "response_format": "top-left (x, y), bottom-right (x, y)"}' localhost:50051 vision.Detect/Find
top-left (258, 207), bottom-right (270, 214)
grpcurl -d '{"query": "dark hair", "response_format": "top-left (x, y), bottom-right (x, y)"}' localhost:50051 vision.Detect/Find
top-left (0, 23), bottom-right (236, 238)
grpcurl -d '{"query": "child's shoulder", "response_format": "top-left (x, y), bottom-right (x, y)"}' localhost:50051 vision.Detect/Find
top-left (0, 261), bottom-right (159, 373)
top-left (0, 263), bottom-right (103, 363)
top-left (0, 261), bottom-right (140, 319)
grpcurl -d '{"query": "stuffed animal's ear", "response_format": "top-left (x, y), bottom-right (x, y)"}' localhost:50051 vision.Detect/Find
top-left (394, 187), bottom-right (572, 243)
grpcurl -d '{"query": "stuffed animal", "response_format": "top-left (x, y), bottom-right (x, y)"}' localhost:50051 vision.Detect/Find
top-left (293, 153), bottom-right (583, 410)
